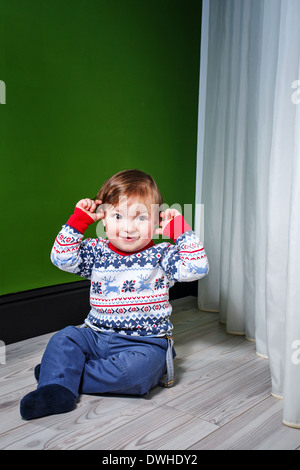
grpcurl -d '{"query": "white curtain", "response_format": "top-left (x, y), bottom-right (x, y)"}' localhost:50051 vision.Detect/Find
top-left (196, 0), bottom-right (300, 428)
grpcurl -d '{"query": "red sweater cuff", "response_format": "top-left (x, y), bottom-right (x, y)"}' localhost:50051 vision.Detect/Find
top-left (162, 215), bottom-right (192, 241)
top-left (67, 207), bottom-right (94, 234)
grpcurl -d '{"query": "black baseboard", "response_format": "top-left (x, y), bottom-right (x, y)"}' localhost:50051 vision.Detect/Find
top-left (0, 281), bottom-right (197, 345)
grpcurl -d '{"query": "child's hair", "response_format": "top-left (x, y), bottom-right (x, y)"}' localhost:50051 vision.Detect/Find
top-left (94, 169), bottom-right (163, 208)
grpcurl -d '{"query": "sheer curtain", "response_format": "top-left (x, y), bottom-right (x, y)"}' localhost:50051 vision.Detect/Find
top-left (196, 0), bottom-right (300, 428)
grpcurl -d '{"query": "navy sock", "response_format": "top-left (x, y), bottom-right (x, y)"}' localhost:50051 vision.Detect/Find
top-left (20, 384), bottom-right (77, 420)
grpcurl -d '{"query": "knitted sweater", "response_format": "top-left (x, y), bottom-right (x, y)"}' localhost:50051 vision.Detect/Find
top-left (51, 208), bottom-right (209, 337)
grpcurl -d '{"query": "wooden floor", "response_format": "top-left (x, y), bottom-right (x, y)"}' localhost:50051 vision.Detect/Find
top-left (1, 296), bottom-right (300, 451)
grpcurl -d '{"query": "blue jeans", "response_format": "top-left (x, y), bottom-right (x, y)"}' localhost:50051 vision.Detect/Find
top-left (37, 326), bottom-right (169, 397)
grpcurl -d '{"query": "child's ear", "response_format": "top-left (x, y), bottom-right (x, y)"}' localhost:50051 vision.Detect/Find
top-left (96, 203), bottom-right (105, 222)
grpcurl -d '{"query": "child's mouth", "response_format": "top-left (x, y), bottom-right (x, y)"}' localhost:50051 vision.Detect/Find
top-left (121, 236), bottom-right (139, 242)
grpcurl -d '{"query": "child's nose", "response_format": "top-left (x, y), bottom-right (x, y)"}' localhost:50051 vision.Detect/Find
top-left (125, 220), bottom-right (137, 233)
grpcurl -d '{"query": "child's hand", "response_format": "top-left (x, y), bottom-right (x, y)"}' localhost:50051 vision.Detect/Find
top-left (75, 198), bottom-right (104, 222)
top-left (154, 208), bottom-right (181, 235)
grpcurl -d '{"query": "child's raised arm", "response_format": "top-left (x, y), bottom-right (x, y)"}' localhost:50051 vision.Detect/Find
top-left (50, 199), bottom-right (104, 279)
top-left (158, 209), bottom-right (209, 283)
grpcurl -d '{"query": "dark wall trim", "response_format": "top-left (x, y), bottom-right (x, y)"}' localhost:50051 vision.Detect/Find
top-left (0, 281), bottom-right (197, 345)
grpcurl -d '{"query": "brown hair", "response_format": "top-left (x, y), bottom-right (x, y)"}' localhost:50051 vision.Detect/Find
top-left (94, 169), bottom-right (163, 208)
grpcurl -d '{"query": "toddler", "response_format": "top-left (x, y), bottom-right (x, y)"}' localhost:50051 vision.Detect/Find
top-left (20, 169), bottom-right (209, 420)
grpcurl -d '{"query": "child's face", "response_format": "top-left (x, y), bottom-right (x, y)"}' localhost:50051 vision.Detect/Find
top-left (102, 195), bottom-right (158, 253)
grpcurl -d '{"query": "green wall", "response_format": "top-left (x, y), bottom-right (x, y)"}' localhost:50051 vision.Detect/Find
top-left (0, 0), bottom-right (202, 295)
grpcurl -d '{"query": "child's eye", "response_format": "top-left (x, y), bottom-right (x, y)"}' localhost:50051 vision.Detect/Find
top-left (113, 213), bottom-right (122, 220)
top-left (137, 215), bottom-right (148, 222)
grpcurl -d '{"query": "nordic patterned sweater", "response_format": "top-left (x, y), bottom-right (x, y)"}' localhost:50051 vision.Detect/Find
top-left (50, 207), bottom-right (209, 337)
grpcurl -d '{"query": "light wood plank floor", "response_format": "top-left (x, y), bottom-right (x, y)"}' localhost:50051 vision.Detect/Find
top-left (1, 296), bottom-right (300, 450)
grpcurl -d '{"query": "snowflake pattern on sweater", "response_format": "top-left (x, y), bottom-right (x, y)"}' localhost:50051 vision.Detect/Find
top-left (51, 224), bottom-right (209, 337)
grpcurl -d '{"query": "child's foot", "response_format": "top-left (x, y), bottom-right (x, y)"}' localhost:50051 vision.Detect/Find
top-left (20, 384), bottom-right (76, 420)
